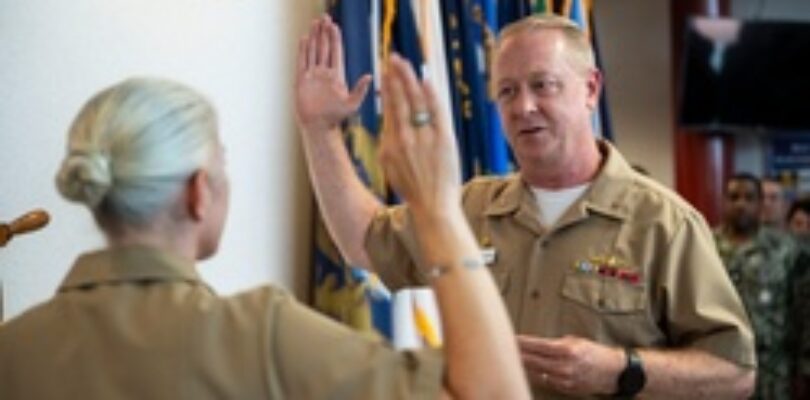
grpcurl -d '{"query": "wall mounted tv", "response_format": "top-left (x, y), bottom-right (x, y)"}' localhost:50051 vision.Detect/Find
top-left (679, 17), bottom-right (810, 133)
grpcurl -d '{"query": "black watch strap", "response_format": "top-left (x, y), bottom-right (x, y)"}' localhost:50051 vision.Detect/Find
top-left (614, 347), bottom-right (646, 399)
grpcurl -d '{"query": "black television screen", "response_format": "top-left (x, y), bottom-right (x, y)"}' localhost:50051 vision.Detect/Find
top-left (679, 17), bottom-right (810, 133)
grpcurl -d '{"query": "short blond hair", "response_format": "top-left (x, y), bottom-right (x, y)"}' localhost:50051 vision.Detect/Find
top-left (495, 14), bottom-right (595, 75)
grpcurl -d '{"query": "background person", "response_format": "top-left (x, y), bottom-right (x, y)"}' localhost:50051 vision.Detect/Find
top-left (786, 196), bottom-right (810, 242)
top-left (761, 177), bottom-right (787, 229)
top-left (713, 173), bottom-right (797, 400)
top-left (784, 196), bottom-right (810, 398)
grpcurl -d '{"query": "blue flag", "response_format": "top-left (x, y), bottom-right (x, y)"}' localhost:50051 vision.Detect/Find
top-left (311, 0), bottom-right (393, 339)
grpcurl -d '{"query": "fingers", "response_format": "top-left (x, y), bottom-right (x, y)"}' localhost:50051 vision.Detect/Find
top-left (348, 74), bottom-right (373, 110)
top-left (378, 72), bottom-right (402, 193)
top-left (383, 58), bottom-right (413, 143)
top-left (522, 351), bottom-right (570, 376)
top-left (517, 335), bottom-right (570, 358)
top-left (522, 351), bottom-right (578, 394)
top-left (379, 56), bottom-right (420, 189)
top-left (303, 15), bottom-right (333, 69)
top-left (306, 19), bottom-right (319, 69)
top-left (317, 16), bottom-right (331, 67)
top-left (422, 80), bottom-right (446, 133)
top-left (327, 17), bottom-right (343, 70)
top-left (379, 68), bottom-right (397, 156)
top-left (296, 36), bottom-right (308, 79)
top-left (390, 55), bottom-right (429, 125)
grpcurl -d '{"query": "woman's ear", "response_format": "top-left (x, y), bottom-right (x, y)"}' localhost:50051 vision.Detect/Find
top-left (186, 170), bottom-right (210, 221)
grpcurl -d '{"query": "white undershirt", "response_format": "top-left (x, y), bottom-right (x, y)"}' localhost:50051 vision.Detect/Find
top-left (531, 183), bottom-right (591, 228)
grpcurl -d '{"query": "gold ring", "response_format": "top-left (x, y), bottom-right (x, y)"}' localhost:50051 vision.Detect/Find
top-left (410, 110), bottom-right (432, 128)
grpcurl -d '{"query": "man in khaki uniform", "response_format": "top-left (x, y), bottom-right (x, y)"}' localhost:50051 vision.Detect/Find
top-left (296, 14), bottom-right (756, 399)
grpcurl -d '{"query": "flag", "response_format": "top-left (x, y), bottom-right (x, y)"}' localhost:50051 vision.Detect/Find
top-left (533, 0), bottom-right (551, 15)
top-left (563, 0), bottom-right (613, 140)
top-left (441, 0), bottom-right (516, 179)
top-left (479, 0), bottom-right (512, 174)
top-left (589, 6), bottom-right (614, 141)
top-left (313, 0), bottom-right (432, 340)
top-left (498, 0), bottom-right (533, 30)
top-left (310, 0), bottom-right (393, 339)
top-left (568, 0), bottom-right (587, 32)
top-left (410, 0), bottom-right (454, 143)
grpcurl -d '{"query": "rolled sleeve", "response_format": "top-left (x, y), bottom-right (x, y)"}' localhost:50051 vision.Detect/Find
top-left (660, 211), bottom-right (756, 368)
top-left (364, 205), bottom-right (427, 290)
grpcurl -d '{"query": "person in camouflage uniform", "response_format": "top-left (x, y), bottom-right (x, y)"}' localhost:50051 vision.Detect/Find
top-left (714, 173), bottom-right (796, 399)
top-left (786, 201), bottom-right (810, 398)
top-left (788, 250), bottom-right (810, 399)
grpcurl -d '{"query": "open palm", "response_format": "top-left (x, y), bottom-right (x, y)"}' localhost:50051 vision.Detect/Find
top-left (294, 16), bottom-right (371, 134)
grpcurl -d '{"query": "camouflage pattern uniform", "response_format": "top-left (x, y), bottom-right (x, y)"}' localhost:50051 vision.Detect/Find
top-left (714, 227), bottom-right (796, 400)
top-left (789, 247), bottom-right (810, 397)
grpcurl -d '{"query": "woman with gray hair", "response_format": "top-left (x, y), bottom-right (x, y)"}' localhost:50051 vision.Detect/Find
top-left (0, 72), bottom-right (527, 398)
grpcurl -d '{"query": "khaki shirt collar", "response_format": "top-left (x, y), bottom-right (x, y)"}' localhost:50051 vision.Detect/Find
top-left (59, 245), bottom-right (210, 292)
top-left (579, 140), bottom-right (634, 221)
top-left (483, 140), bottom-right (633, 229)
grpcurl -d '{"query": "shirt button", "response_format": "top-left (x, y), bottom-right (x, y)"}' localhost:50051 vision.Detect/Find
top-left (531, 289), bottom-right (541, 299)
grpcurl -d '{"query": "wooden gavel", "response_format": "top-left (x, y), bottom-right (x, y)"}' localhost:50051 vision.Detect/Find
top-left (0, 209), bottom-right (50, 247)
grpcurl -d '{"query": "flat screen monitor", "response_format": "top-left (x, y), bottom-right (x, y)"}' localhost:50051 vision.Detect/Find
top-left (679, 17), bottom-right (810, 133)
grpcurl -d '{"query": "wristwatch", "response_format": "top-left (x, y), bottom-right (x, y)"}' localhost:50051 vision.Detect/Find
top-left (614, 347), bottom-right (646, 398)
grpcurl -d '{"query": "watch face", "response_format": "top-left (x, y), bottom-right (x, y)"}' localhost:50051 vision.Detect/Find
top-left (619, 366), bottom-right (645, 392)
top-left (617, 349), bottom-right (646, 397)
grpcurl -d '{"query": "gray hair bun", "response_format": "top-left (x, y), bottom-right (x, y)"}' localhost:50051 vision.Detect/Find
top-left (55, 150), bottom-right (112, 208)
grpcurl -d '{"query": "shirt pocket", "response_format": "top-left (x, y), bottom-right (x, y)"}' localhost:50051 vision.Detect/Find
top-left (560, 271), bottom-right (645, 314)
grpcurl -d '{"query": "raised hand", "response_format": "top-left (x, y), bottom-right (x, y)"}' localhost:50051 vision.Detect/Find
top-left (379, 55), bottom-right (531, 400)
top-left (378, 54), bottom-right (460, 216)
top-left (294, 15), bottom-right (372, 134)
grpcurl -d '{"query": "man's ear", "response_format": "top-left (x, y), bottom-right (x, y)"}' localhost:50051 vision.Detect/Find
top-left (586, 69), bottom-right (603, 110)
top-left (186, 170), bottom-right (210, 222)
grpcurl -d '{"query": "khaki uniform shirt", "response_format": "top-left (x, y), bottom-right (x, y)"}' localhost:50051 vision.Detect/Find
top-left (0, 246), bottom-right (443, 399)
top-left (366, 141), bottom-right (755, 398)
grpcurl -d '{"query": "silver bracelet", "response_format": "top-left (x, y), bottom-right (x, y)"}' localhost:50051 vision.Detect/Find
top-left (424, 257), bottom-right (485, 280)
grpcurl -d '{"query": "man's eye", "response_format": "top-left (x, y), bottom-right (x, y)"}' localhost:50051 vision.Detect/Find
top-left (532, 79), bottom-right (560, 95)
top-left (497, 86), bottom-right (515, 99)
top-left (531, 80), bottom-right (548, 90)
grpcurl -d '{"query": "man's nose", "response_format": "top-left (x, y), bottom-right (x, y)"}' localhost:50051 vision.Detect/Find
top-left (511, 87), bottom-right (539, 117)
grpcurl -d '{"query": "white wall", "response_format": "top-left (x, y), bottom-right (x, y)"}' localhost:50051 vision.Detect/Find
top-left (594, 0), bottom-right (674, 188)
top-left (0, 0), bottom-right (320, 320)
